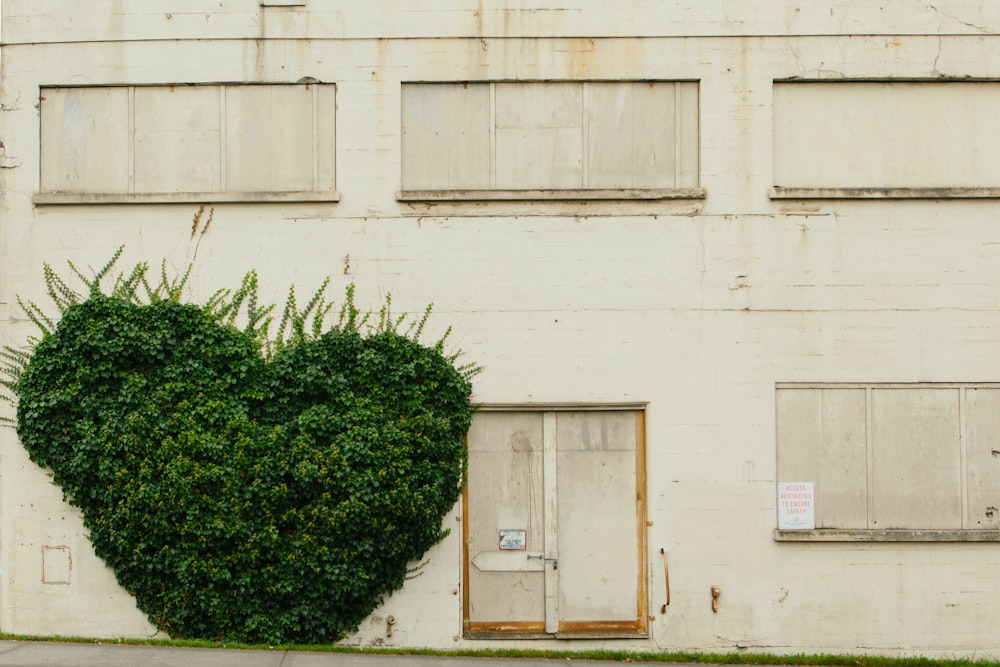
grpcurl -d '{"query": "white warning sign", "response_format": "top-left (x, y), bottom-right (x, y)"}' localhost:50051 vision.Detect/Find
top-left (777, 482), bottom-right (815, 530)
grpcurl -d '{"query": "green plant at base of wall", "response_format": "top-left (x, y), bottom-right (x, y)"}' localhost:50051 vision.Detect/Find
top-left (3, 250), bottom-right (476, 645)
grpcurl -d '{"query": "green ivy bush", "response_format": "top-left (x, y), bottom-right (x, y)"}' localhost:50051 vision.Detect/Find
top-left (4, 253), bottom-right (475, 644)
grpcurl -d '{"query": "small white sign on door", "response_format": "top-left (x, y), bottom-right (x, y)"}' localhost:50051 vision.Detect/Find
top-left (777, 482), bottom-right (815, 530)
top-left (498, 529), bottom-right (527, 550)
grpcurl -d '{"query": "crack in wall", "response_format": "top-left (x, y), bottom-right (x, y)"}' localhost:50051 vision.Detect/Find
top-left (925, 3), bottom-right (991, 34)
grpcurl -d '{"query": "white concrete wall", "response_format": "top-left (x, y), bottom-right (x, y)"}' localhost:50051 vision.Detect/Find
top-left (4, 1), bottom-right (1000, 658)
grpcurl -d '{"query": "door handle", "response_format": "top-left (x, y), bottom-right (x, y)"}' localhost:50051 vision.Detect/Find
top-left (526, 553), bottom-right (543, 559)
top-left (660, 548), bottom-right (670, 612)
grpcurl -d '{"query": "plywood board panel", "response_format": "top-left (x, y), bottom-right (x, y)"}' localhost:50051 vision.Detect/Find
top-left (963, 388), bottom-right (1000, 529)
top-left (774, 82), bottom-right (1000, 189)
top-left (776, 387), bottom-right (823, 483)
top-left (401, 84), bottom-right (452, 190)
top-left (226, 85), bottom-right (315, 192)
top-left (133, 86), bottom-right (221, 193)
top-left (676, 81), bottom-right (700, 187)
top-left (818, 388), bottom-right (869, 529)
top-left (40, 87), bottom-right (130, 194)
top-left (401, 83), bottom-right (490, 190)
top-left (555, 411), bottom-right (637, 623)
top-left (466, 412), bottom-right (545, 624)
top-left (778, 388), bottom-right (869, 529)
top-left (871, 388), bottom-right (962, 529)
top-left (625, 81), bottom-right (676, 188)
top-left (587, 83), bottom-right (634, 188)
top-left (446, 84), bottom-right (491, 189)
top-left (315, 85), bottom-right (338, 192)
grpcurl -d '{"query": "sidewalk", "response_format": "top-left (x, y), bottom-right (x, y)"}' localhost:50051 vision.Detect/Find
top-left (0, 641), bottom-right (717, 667)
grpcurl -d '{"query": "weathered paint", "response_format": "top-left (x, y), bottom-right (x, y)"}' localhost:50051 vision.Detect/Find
top-left (4, 2), bottom-right (1000, 43)
top-left (4, 1), bottom-right (1000, 659)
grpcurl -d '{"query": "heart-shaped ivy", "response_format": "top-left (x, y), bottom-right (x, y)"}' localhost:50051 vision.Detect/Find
top-left (13, 285), bottom-right (473, 644)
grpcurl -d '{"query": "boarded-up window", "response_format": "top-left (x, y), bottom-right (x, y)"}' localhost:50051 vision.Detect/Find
top-left (400, 81), bottom-right (701, 200)
top-left (772, 81), bottom-right (1000, 198)
top-left (38, 83), bottom-right (337, 203)
top-left (776, 384), bottom-right (1000, 539)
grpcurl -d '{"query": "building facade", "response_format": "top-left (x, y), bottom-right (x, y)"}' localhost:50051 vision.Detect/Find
top-left (3, 0), bottom-right (1000, 657)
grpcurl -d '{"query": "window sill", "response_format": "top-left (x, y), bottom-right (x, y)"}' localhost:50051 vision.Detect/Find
top-left (34, 191), bottom-right (340, 205)
top-left (774, 529), bottom-right (1000, 542)
top-left (397, 188), bottom-right (706, 202)
top-left (769, 187), bottom-right (1000, 200)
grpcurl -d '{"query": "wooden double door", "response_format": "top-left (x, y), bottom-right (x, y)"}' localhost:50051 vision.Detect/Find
top-left (463, 408), bottom-right (647, 637)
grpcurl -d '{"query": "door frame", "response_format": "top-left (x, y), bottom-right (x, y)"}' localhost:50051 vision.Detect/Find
top-left (461, 403), bottom-right (648, 639)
